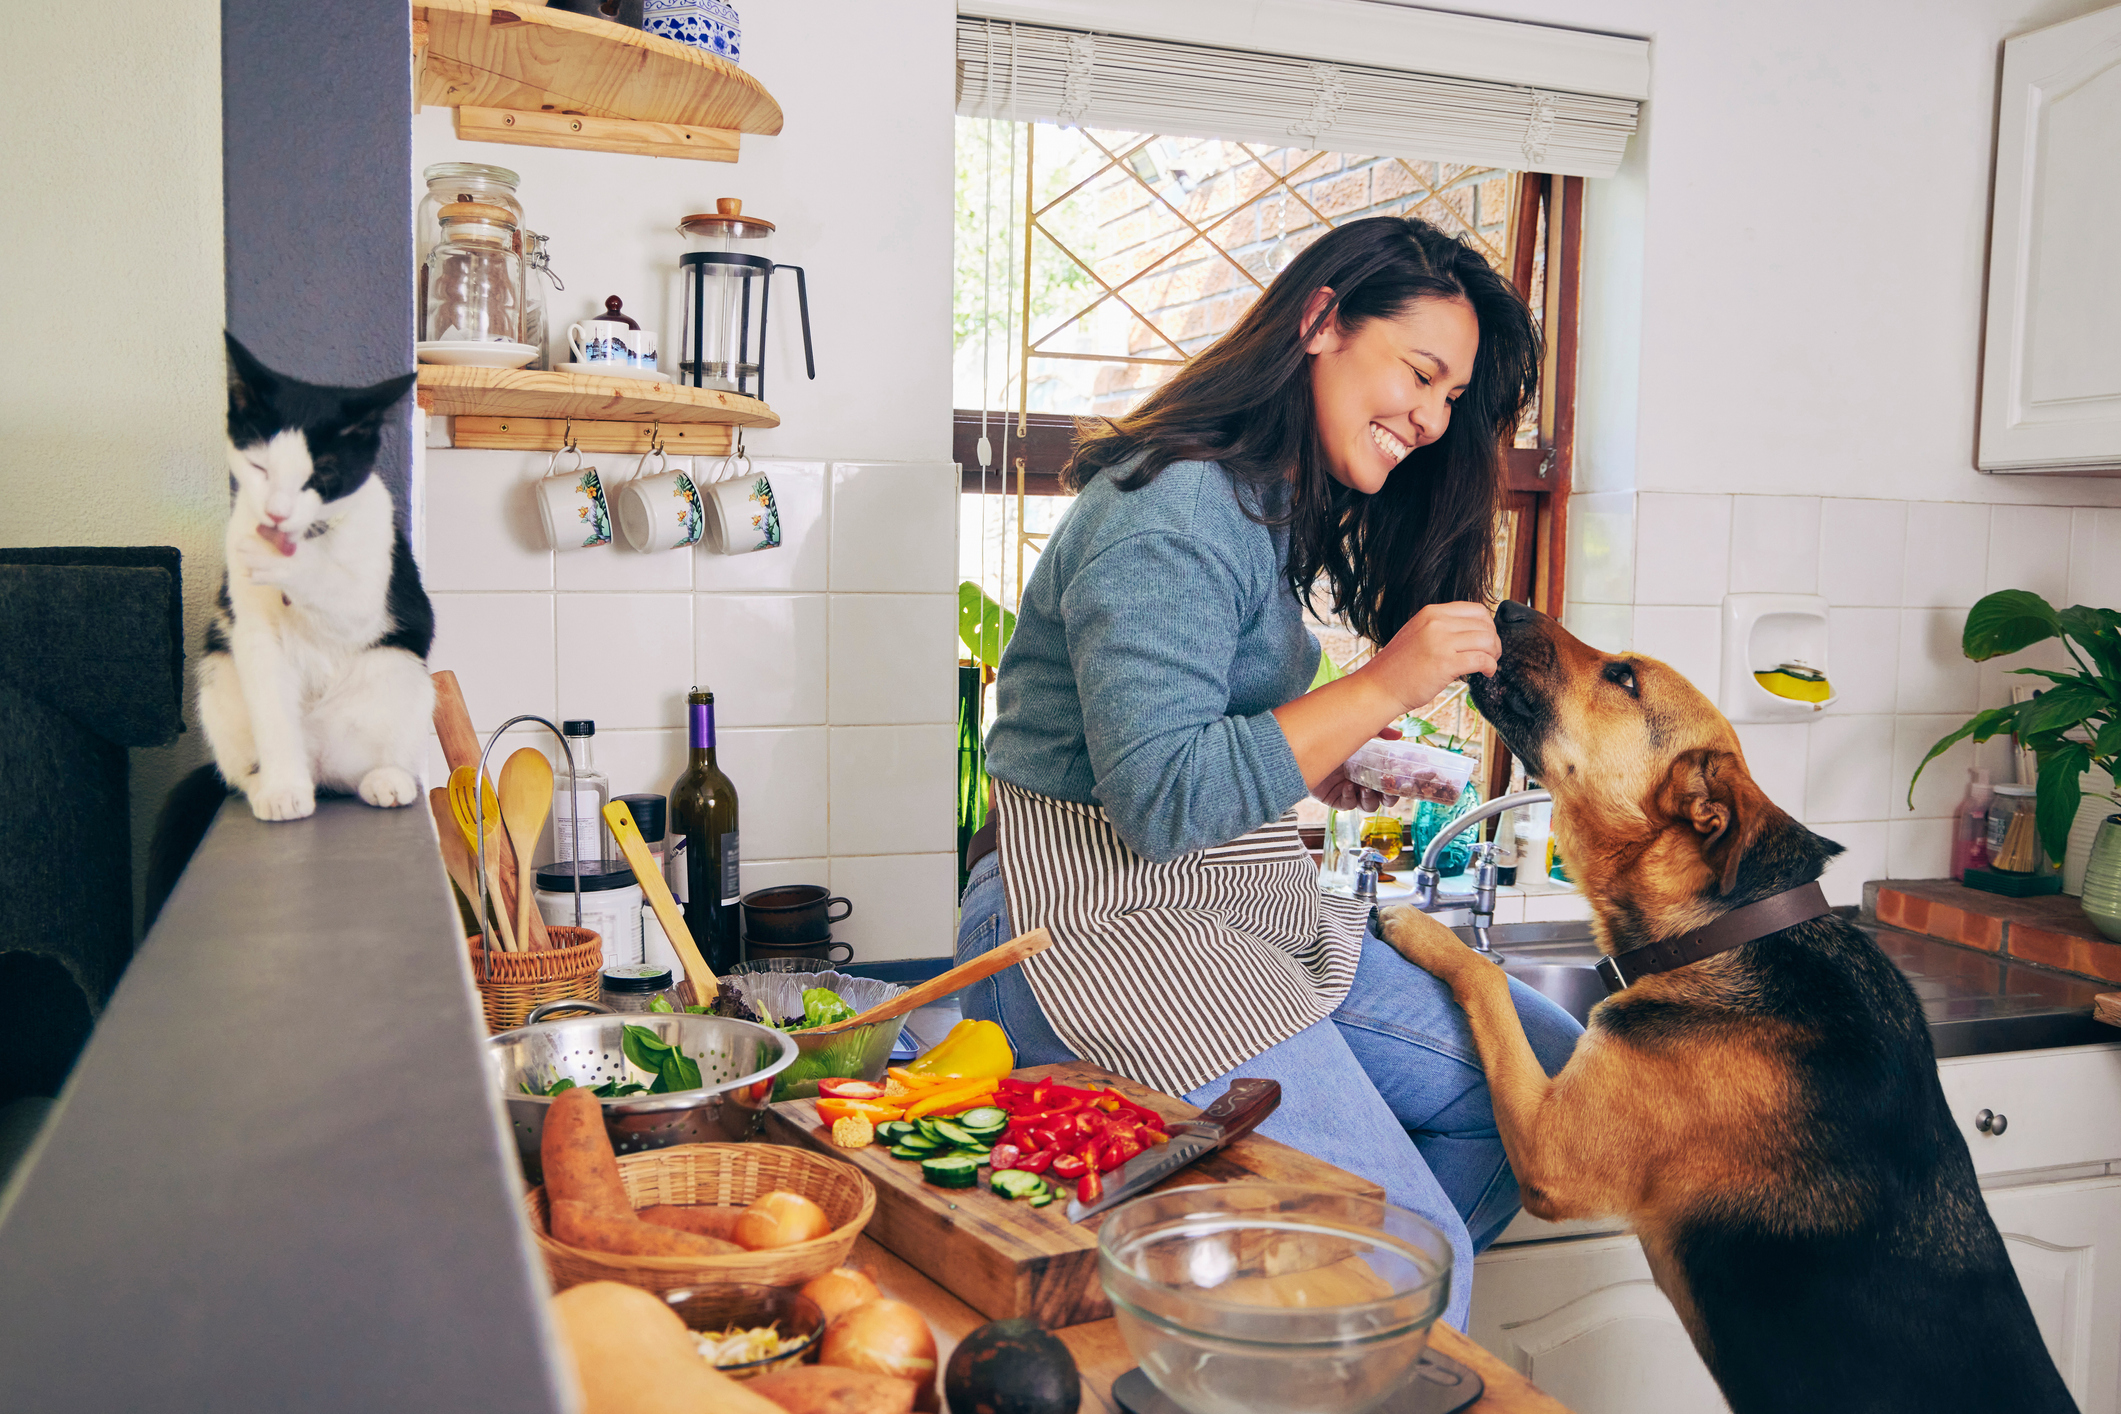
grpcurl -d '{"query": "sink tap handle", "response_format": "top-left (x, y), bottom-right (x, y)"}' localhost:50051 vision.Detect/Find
top-left (1409, 863), bottom-right (1441, 911)
top-left (1353, 849), bottom-right (1387, 904)
top-left (1470, 843), bottom-right (1500, 926)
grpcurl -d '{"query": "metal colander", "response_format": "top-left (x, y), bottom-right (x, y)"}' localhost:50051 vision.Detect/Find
top-left (488, 1010), bottom-right (797, 1183)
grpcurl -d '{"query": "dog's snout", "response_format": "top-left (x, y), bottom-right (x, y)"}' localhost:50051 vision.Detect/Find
top-left (1497, 600), bottom-right (1536, 626)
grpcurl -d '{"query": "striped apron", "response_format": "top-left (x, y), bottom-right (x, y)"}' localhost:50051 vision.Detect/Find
top-left (993, 778), bottom-right (1373, 1097)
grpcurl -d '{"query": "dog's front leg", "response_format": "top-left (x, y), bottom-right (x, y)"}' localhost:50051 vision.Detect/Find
top-left (1379, 906), bottom-right (1640, 1222)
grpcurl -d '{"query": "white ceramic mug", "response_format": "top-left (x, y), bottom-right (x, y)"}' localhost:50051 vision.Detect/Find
top-left (531, 448), bottom-right (614, 552)
top-left (699, 457), bottom-right (781, 555)
top-left (568, 319), bottom-right (634, 366)
top-left (615, 448), bottom-right (705, 553)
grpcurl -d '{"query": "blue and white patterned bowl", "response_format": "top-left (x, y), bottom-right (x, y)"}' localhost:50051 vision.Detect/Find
top-left (644, 0), bottom-right (740, 63)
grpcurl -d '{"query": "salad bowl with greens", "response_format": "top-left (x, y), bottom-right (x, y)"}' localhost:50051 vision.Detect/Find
top-left (711, 966), bottom-right (910, 1102)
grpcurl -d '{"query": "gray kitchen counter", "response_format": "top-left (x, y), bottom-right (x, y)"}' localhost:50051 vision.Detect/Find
top-left (0, 798), bottom-right (570, 1414)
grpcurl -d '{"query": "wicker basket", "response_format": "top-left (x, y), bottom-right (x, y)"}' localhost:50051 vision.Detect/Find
top-left (469, 927), bottom-right (603, 1034)
top-left (524, 1142), bottom-right (875, 1294)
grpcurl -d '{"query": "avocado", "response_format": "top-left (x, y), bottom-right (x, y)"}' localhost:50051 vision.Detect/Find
top-left (943, 1317), bottom-right (1081, 1414)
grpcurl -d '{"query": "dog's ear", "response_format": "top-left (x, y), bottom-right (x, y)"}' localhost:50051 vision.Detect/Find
top-left (1660, 748), bottom-right (1766, 896)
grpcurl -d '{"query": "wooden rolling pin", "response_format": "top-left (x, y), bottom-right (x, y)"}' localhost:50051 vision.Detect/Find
top-left (430, 670), bottom-right (552, 950)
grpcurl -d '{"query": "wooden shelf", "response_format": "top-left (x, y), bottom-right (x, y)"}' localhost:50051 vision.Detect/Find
top-left (414, 0), bottom-right (781, 162)
top-left (417, 365), bottom-right (777, 451)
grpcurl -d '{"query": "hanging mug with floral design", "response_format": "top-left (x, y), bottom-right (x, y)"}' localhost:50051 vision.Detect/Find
top-left (615, 442), bottom-right (706, 553)
top-left (531, 444), bottom-right (612, 551)
top-left (698, 448), bottom-right (780, 555)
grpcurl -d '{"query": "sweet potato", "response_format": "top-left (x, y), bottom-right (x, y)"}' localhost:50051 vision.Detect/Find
top-left (638, 1203), bottom-right (747, 1242)
top-left (541, 1087), bottom-right (630, 1213)
top-left (553, 1280), bottom-right (783, 1414)
top-left (747, 1365), bottom-right (919, 1414)
top-left (550, 1197), bottom-right (741, 1256)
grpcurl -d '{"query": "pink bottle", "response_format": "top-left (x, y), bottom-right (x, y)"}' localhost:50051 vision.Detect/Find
top-left (1951, 767), bottom-right (1994, 880)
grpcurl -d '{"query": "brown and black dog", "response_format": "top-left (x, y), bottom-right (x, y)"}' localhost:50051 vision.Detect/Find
top-left (1381, 600), bottom-right (2075, 1414)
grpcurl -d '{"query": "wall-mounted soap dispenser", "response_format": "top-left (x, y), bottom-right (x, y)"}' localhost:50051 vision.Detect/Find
top-left (1719, 594), bottom-right (1836, 722)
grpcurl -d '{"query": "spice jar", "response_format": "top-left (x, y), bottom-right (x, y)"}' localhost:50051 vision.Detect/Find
top-left (1986, 785), bottom-right (2056, 876)
top-left (600, 964), bottom-right (678, 1013)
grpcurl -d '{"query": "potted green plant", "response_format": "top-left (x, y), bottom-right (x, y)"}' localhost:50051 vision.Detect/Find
top-left (1910, 589), bottom-right (2121, 938)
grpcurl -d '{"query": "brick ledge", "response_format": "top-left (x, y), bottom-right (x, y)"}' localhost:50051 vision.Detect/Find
top-left (1874, 879), bottom-right (2121, 986)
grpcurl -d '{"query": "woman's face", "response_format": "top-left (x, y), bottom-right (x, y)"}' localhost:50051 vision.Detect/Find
top-left (1304, 292), bottom-right (1480, 495)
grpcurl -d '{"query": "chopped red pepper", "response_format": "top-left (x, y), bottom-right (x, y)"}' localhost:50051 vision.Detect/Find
top-left (1081, 1138), bottom-right (1102, 1174)
top-left (1077, 1170), bottom-right (1103, 1205)
top-left (1050, 1152), bottom-right (1088, 1179)
top-left (988, 1143), bottom-right (1023, 1172)
top-left (1016, 1149), bottom-right (1055, 1175)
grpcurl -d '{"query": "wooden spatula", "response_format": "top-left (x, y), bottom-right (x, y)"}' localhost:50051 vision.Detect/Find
top-left (603, 799), bottom-right (718, 1003)
top-left (805, 927), bottom-right (1054, 1036)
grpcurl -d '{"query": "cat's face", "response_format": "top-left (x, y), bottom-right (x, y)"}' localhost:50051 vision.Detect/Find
top-left (225, 333), bottom-right (415, 539)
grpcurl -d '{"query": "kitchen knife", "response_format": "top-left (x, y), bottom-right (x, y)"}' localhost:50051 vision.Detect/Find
top-left (1066, 1077), bottom-right (1281, 1223)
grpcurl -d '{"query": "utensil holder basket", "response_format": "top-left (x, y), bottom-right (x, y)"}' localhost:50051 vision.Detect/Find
top-left (524, 1142), bottom-right (875, 1294)
top-left (468, 925), bottom-right (604, 1033)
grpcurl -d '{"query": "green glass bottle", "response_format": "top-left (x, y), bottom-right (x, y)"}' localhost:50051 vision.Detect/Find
top-left (669, 686), bottom-right (741, 973)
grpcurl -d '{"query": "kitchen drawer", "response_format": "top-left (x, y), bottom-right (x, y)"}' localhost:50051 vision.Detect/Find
top-left (1936, 1043), bottom-right (2121, 1178)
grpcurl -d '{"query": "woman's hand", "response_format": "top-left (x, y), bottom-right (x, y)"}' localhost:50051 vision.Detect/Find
top-left (1360, 602), bottom-right (1500, 713)
top-left (1311, 724), bottom-right (1403, 812)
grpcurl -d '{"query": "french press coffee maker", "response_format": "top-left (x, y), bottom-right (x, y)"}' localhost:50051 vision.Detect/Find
top-left (676, 199), bottom-right (814, 401)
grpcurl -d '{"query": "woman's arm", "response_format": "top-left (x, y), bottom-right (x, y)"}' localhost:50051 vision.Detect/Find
top-left (1272, 601), bottom-right (1501, 798)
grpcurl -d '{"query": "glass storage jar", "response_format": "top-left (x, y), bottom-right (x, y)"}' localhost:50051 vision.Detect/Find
top-left (1985, 784), bottom-right (2056, 876)
top-left (424, 201), bottom-right (525, 345)
top-left (417, 163), bottom-right (523, 336)
top-left (600, 964), bottom-right (678, 1013)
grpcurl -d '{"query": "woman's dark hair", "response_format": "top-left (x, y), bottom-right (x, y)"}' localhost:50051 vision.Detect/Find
top-left (1067, 215), bottom-right (1541, 646)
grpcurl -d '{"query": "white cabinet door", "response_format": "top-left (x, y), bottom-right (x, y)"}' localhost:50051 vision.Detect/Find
top-left (1982, 1176), bottom-right (2121, 1414)
top-left (1977, 2), bottom-right (2121, 473)
top-left (1468, 1234), bottom-right (1729, 1414)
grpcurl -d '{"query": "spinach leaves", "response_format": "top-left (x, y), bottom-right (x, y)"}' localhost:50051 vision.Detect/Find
top-left (522, 1023), bottom-right (704, 1098)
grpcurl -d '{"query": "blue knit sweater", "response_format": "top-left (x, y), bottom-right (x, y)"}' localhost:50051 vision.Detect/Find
top-left (983, 459), bottom-right (1320, 863)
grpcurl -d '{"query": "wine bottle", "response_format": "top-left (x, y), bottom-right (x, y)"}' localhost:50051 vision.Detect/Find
top-left (669, 686), bottom-right (742, 973)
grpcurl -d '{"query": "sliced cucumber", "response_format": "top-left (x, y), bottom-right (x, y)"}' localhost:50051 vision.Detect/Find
top-left (914, 1118), bottom-right (947, 1143)
top-left (990, 1169), bottom-right (1045, 1200)
top-left (874, 1121), bottom-right (915, 1144)
top-left (921, 1154), bottom-right (982, 1188)
top-left (933, 1120), bottom-right (979, 1147)
top-left (895, 1131), bottom-right (941, 1153)
top-left (888, 1144), bottom-right (929, 1161)
top-left (957, 1145), bottom-right (993, 1162)
top-left (1028, 1187), bottom-right (1056, 1207)
top-left (957, 1107), bottom-right (1009, 1132)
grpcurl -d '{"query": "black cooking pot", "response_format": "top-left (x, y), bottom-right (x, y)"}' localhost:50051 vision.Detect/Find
top-left (741, 937), bottom-right (855, 967)
top-left (741, 884), bottom-right (852, 947)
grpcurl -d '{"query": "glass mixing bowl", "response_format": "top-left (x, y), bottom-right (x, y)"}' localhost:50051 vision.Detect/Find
top-left (1097, 1184), bottom-right (1453, 1414)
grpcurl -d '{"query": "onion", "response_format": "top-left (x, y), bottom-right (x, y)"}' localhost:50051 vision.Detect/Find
top-left (800, 1266), bottom-right (883, 1323)
top-left (820, 1298), bottom-right (938, 1382)
top-left (733, 1190), bottom-right (832, 1251)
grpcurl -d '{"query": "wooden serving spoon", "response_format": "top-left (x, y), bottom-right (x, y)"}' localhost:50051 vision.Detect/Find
top-left (429, 788), bottom-right (485, 926)
top-left (805, 927), bottom-right (1054, 1036)
top-left (448, 765), bottom-right (517, 952)
top-left (497, 747), bottom-right (553, 955)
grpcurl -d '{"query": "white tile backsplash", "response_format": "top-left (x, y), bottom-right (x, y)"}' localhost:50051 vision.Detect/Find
top-left (830, 461), bottom-right (960, 593)
top-left (1895, 607), bottom-right (1981, 716)
top-left (1817, 821), bottom-right (1887, 908)
top-left (428, 592), bottom-right (556, 732)
top-left (828, 594), bottom-right (959, 725)
top-left (556, 593), bottom-right (694, 729)
top-left (585, 727), bottom-right (686, 803)
top-left (1804, 715), bottom-right (1895, 822)
top-left (828, 724), bottom-right (958, 856)
top-left (696, 593), bottom-right (827, 727)
top-left (719, 726), bottom-right (831, 860)
top-left (1560, 602), bottom-right (1631, 654)
top-left (1728, 496), bottom-right (1820, 595)
top-left (1901, 503), bottom-right (1990, 609)
top-left (695, 460), bottom-right (829, 593)
top-left (1822, 608), bottom-right (1898, 716)
top-left (1985, 505), bottom-right (2071, 603)
top-left (1634, 493), bottom-right (1732, 605)
top-left (2068, 508), bottom-right (2121, 610)
top-left (1817, 500), bottom-right (1906, 608)
top-left (421, 451), bottom-right (554, 592)
top-left (1734, 722), bottom-right (1808, 820)
top-left (1564, 491), bottom-right (1635, 606)
top-left (1631, 606), bottom-right (1720, 697)
top-left (829, 852), bottom-right (961, 961)
top-left (1887, 816), bottom-right (1954, 880)
top-left (1894, 713), bottom-right (1978, 819)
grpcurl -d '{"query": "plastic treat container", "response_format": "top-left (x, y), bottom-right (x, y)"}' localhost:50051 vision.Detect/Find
top-left (1341, 739), bottom-right (1478, 805)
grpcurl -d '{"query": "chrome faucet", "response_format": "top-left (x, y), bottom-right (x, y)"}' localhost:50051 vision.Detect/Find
top-left (1406, 789), bottom-right (1552, 961)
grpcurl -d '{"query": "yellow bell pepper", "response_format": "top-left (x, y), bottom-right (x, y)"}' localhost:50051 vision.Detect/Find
top-left (902, 1079), bottom-right (1000, 1120)
top-left (905, 1019), bottom-right (1014, 1081)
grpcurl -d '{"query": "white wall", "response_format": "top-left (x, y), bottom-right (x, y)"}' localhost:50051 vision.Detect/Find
top-left (0, 0), bottom-right (225, 930)
top-left (415, 0), bottom-right (962, 959)
top-left (1438, 0), bottom-right (2121, 893)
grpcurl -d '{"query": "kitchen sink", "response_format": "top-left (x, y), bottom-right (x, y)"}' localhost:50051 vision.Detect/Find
top-left (1448, 917), bottom-right (2113, 1056)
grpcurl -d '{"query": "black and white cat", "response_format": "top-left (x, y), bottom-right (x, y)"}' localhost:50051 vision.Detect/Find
top-left (199, 334), bottom-right (435, 821)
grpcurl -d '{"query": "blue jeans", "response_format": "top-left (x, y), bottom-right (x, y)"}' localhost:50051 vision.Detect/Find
top-left (955, 848), bottom-right (1583, 1331)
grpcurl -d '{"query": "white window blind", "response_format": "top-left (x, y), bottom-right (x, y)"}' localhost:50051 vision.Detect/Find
top-left (956, 15), bottom-right (1641, 178)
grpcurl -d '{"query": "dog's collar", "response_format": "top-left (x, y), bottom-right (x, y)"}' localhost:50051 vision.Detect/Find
top-left (1596, 882), bottom-right (1832, 993)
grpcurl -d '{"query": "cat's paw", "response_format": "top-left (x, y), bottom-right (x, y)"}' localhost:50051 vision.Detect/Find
top-left (356, 766), bottom-right (420, 809)
top-left (232, 529), bottom-right (297, 588)
top-left (246, 772), bottom-right (316, 821)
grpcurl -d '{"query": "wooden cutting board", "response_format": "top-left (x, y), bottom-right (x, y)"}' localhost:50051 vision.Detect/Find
top-left (762, 1061), bottom-right (1384, 1326)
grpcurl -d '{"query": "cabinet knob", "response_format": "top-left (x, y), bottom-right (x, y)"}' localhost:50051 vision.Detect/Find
top-left (1974, 1108), bottom-right (2008, 1136)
